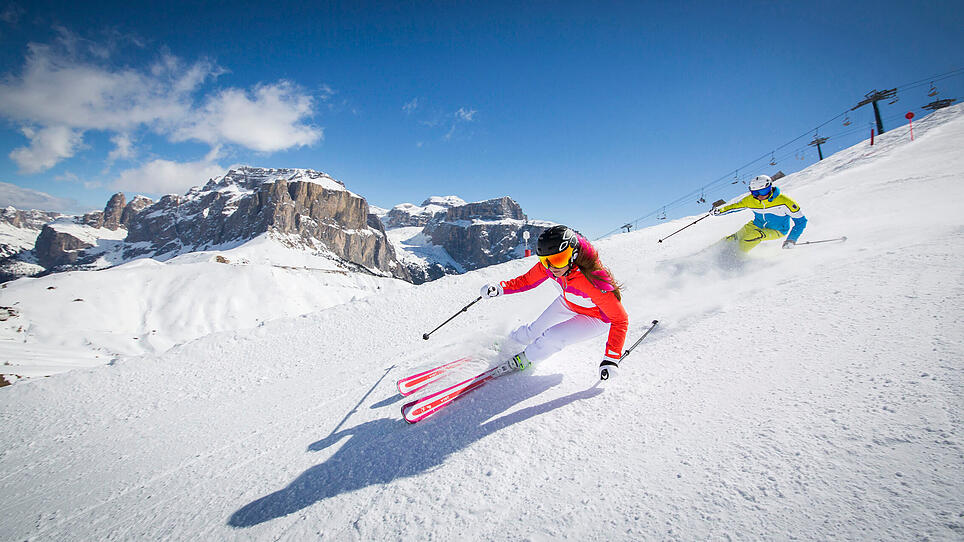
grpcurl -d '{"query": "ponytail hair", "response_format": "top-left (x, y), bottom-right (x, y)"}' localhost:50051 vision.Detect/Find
top-left (573, 236), bottom-right (622, 301)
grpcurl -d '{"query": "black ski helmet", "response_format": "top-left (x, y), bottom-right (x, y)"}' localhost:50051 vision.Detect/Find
top-left (537, 225), bottom-right (580, 261)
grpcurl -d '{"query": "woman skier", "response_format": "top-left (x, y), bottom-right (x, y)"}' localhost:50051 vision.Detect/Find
top-left (480, 225), bottom-right (629, 380)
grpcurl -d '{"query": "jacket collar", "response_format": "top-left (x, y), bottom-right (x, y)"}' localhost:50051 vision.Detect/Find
top-left (767, 186), bottom-right (781, 202)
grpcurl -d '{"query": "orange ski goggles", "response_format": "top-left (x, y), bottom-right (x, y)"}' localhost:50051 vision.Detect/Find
top-left (538, 246), bottom-right (574, 269)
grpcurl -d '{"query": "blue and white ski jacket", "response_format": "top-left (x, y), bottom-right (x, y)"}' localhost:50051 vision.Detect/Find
top-left (717, 187), bottom-right (808, 242)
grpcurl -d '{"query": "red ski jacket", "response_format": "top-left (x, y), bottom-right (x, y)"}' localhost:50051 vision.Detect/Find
top-left (500, 261), bottom-right (628, 362)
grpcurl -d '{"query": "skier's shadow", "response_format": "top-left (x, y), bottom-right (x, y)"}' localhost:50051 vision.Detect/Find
top-left (228, 374), bottom-right (601, 528)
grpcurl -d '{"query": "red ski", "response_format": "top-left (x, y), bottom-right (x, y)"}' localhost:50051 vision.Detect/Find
top-left (402, 360), bottom-right (516, 423)
top-left (396, 357), bottom-right (474, 396)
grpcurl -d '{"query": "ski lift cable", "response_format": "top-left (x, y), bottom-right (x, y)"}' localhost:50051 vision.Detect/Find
top-left (893, 67), bottom-right (964, 93)
top-left (600, 73), bottom-right (962, 239)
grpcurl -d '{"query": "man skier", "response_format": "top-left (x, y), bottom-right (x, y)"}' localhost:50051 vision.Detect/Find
top-left (711, 174), bottom-right (807, 252)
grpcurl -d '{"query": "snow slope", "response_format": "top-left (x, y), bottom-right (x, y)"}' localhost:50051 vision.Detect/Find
top-left (0, 234), bottom-right (410, 378)
top-left (0, 105), bottom-right (962, 541)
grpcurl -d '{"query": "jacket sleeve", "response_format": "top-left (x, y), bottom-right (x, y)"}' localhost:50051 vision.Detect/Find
top-left (500, 262), bottom-right (550, 294)
top-left (588, 289), bottom-right (629, 363)
top-left (718, 195), bottom-right (753, 215)
top-left (782, 196), bottom-right (808, 242)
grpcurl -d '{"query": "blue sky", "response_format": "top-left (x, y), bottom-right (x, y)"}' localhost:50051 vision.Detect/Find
top-left (0, 1), bottom-right (961, 238)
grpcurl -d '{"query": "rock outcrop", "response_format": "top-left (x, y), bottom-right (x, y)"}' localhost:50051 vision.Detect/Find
top-left (33, 224), bottom-right (94, 269)
top-left (0, 207), bottom-right (62, 258)
top-left (383, 196), bottom-right (465, 228)
top-left (118, 167), bottom-right (409, 280)
top-left (422, 196), bottom-right (552, 271)
top-left (0, 207), bottom-right (64, 281)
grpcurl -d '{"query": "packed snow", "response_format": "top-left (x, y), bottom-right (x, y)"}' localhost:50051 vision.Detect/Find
top-left (0, 105), bottom-right (962, 540)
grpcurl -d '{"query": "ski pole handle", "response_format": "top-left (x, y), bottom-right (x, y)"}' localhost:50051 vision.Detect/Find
top-left (422, 296), bottom-right (483, 340)
top-left (622, 319), bottom-right (659, 359)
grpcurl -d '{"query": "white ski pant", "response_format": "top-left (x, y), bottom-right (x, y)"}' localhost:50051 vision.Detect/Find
top-left (509, 296), bottom-right (609, 364)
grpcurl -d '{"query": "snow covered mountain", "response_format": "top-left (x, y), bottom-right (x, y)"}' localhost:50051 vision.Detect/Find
top-left (381, 195), bottom-right (467, 228)
top-left (3, 166), bottom-right (412, 282)
top-left (0, 207), bottom-right (63, 281)
top-left (3, 170), bottom-right (555, 287)
top-left (0, 104), bottom-right (962, 540)
top-left (381, 195), bottom-right (556, 283)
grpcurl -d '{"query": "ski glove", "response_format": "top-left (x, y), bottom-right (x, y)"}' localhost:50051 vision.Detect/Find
top-left (599, 359), bottom-right (619, 380)
top-left (782, 239), bottom-right (795, 249)
top-left (710, 206), bottom-right (723, 216)
top-left (481, 283), bottom-right (503, 298)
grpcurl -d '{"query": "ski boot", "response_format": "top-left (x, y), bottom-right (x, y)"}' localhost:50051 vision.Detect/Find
top-left (509, 352), bottom-right (531, 371)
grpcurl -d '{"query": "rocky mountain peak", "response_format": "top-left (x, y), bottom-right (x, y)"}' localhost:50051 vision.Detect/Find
top-left (444, 196), bottom-right (525, 222)
top-left (203, 166), bottom-right (347, 194)
top-left (383, 195), bottom-right (465, 228)
top-left (419, 196), bottom-right (553, 273)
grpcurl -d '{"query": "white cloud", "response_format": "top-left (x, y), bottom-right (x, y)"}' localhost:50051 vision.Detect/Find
top-left (106, 133), bottom-right (135, 163)
top-left (173, 82), bottom-right (322, 152)
top-left (455, 107), bottom-right (477, 122)
top-left (0, 30), bottom-right (323, 173)
top-left (403, 98), bottom-right (419, 115)
top-left (112, 158), bottom-right (225, 195)
top-left (0, 181), bottom-right (79, 213)
top-left (0, 43), bottom-right (208, 133)
top-left (9, 125), bottom-right (84, 174)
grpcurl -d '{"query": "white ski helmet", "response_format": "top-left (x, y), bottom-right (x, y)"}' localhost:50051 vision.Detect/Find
top-left (749, 174), bottom-right (773, 191)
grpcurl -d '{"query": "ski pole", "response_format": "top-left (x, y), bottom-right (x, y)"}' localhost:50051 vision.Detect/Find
top-left (422, 296), bottom-right (483, 340)
top-left (796, 236), bottom-right (847, 246)
top-left (657, 200), bottom-right (726, 244)
top-left (622, 319), bottom-right (659, 359)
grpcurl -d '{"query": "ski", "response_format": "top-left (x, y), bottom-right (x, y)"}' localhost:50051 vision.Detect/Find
top-left (396, 357), bottom-right (473, 396)
top-left (402, 360), bottom-right (516, 424)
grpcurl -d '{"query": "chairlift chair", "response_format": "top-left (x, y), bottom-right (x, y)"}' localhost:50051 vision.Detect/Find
top-left (928, 82), bottom-right (938, 97)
